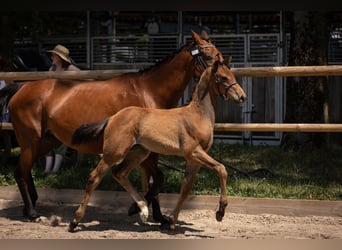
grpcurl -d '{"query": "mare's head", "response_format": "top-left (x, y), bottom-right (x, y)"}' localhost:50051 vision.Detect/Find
top-left (190, 30), bottom-right (224, 79)
top-left (211, 56), bottom-right (247, 104)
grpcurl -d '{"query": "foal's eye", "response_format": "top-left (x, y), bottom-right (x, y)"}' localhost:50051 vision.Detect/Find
top-left (219, 76), bottom-right (228, 82)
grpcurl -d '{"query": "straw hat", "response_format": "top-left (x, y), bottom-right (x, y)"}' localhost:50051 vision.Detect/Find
top-left (47, 44), bottom-right (72, 64)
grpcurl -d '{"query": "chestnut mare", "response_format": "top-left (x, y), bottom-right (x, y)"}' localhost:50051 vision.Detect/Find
top-left (70, 58), bottom-right (247, 231)
top-left (0, 31), bottom-right (224, 227)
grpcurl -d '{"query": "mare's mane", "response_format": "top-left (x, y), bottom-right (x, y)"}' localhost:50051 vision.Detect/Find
top-left (137, 43), bottom-right (191, 74)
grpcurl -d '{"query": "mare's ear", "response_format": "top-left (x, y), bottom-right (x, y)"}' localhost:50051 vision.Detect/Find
top-left (200, 29), bottom-right (209, 40)
top-left (191, 30), bottom-right (201, 44)
top-left (224, 56), bottom-right (232, 66)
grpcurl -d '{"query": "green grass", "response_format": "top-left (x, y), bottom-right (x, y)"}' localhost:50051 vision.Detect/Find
top-left (1, 143), bottom-right (341, 200)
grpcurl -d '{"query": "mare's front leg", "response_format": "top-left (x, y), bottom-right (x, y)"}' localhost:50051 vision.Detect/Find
top-left (14, 149), bottom-right (39, 219)
top-left (112, 145), bottom-right (151, 223)
top-left (69, 158), bottom-right (112, 232)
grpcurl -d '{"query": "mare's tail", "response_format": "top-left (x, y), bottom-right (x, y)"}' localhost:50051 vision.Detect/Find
top-left (71, 117), bottom-right (110, 145)
top-left (0, 82), bottom-right (25, 121)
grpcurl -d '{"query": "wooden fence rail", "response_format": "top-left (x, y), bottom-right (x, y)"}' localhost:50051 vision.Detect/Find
top-left (1, 65), bottom-right (342, 134)
top-left (214, 123), bottom-right (342, 132)
top-left (1, 65), bottom-right (342, 81)
top-left (2, 122), bottom-right (342, 133)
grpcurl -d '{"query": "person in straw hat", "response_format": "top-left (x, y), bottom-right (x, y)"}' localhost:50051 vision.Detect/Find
top-left (47, 44), bottom-right (80, 71)
top-left (43, 44), bottom-right (80, 174)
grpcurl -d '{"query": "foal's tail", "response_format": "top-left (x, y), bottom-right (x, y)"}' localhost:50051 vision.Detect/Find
top-left (0, 82), bottom-right (25, 121)
top-left (71, 117), bottom-right (110, 145)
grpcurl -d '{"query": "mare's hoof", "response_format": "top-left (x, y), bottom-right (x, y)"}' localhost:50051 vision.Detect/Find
top-left (23, 208), bottom-right (39, 220)
top-left (68, 221), bottom-right (78, 233)
top-left (157, 215), bottom-right (170, 225)
top-left (159, 221), bottom-right (172, 232)
top-left (128, 202), bottom-right (141, 216)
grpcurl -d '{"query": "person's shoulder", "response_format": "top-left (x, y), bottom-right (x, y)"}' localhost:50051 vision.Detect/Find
top-left (68, 64), bottom-right (81, 71)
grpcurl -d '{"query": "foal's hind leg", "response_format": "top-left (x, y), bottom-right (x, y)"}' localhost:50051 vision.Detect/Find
top-left (69, 158), bottom-right (112, 232)
top-left (112, 145), bottom-right (151, 223)
top-left (165, 161), bottom-right (200, 231)
top-left (128, 153), bottom-right (169, 226)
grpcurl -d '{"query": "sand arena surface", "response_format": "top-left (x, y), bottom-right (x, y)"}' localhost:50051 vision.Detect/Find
top-left (0, 186), bottom-right (341, 239)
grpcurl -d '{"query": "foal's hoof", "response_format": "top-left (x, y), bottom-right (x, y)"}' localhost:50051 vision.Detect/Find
top-left (159, 216), bottom-right (176, 232)
top-left (128, 202), bottom-right (141, 216)
top-left (215, 210), bottom-right (225, 222)
top-left (139, 205), bottom-right (149, 223)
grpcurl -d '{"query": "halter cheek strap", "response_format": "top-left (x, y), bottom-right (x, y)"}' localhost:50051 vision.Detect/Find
top-left (191, 45), bottom-right (217, 82)
top-left (215, 76), bottom-right (238, 100)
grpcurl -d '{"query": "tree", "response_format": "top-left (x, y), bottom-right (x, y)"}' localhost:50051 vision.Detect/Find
top-left (282, 11), bottom-right (331, 148)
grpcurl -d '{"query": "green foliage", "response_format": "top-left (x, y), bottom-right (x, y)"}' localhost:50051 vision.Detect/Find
top-left (1, 143), bottom-right (341, 200)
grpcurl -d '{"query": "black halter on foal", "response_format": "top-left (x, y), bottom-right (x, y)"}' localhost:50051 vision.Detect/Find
top-left (213, 63), bottom-right (238, 100)
top-left (215, 76), bottom-right (237, 100)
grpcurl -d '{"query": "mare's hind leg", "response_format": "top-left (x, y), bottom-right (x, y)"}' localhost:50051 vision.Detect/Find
top-left (128, 153), bottom-right (169, 226)
top-left (69, 158), bottom-right (112, 232)
top-left (112, 145), bottom-right (151, 223)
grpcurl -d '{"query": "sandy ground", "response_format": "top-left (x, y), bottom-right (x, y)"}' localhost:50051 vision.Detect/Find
top-left (0, 198), bottom-right (341, 239)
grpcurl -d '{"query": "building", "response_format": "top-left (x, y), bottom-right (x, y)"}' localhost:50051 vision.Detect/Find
top-left (11, 11), bottom-right (342, 145)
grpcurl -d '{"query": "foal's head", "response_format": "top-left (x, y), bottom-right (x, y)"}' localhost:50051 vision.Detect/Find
top-left (211, 57), bottom-right (247, 104)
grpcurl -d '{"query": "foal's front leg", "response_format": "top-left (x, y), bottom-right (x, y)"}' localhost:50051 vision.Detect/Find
top-left (69, 158), bottom-right (112, 232)
top-left (192, 146), bottom-right (228, 221)
top-left (168, 146), bottom-right (228, 231)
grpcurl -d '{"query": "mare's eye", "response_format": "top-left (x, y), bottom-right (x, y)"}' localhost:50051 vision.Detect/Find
top-left (205, 55), bottom-right (213, 61)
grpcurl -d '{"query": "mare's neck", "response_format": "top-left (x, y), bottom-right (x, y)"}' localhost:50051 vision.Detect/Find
top-left (145, 44), bottom-right (195, 108)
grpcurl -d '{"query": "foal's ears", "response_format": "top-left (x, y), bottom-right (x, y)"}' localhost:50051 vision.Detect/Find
top-left (224, 56), bottom-right (232, 66)
top-left (212, 59), bottom-right (220, 72)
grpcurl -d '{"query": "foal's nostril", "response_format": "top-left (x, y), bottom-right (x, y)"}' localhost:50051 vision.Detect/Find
top-left (239, 95), bottom-right (247, 103)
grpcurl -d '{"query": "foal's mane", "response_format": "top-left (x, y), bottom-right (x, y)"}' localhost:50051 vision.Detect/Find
top-left (137, 43), bottom-right (191, 74)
